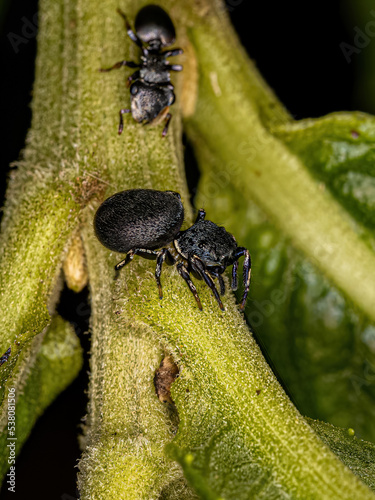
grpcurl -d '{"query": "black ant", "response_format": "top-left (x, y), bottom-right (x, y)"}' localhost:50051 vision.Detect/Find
top-left (100, 5), bottom-right (183, 137)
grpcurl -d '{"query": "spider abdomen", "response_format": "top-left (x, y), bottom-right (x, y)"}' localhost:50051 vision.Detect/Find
top-left (94, 189), bottom-right (184, 253)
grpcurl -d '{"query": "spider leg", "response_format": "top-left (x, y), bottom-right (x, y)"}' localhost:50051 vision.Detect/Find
top-left (233, 247), bottom-right (251, 310)
top-left (192, 257), bottom-right (224, 311)
top-left (115, 248), bottom-right (159, 271)
top-left (194, 209), bottom-right (206, 223)
top-left (217, 274), bottom-right (225, 296)
top-left (99, 60), bottom-right (139, 72)
top-left (208, 269), bottom-right (226, 296)
top-left (115, 251), bottom-right (135, 271)
top-left (155, 249), bottom-right (175, 299)
top-left (231, 260), bottom-right (238, 291)
top-left (176, 263), bottom-right (202, 310)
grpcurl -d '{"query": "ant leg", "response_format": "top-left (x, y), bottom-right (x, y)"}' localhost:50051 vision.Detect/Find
top-left (162, 48), bottom-right (184, 58)
top-left (127, 70), bottom-right (140, 87)
top-left (234, 247), bottom-right (251, 310)
top-left (99, 60), bottom-right (139, 72)
top-left (119, 108), bottom-right (131, 135)
top-left (117, 8), bottom-right (144, 49)
top-left (155, 249), bottom-right (175, 299)
top-left (162, 113), bottom-right (172, 137)
top-left (176, 263), bottom-right (202, 310)
top-left (195, 209), bottom-right (206, 223)
top-left (192, 257), bottom-right (224, 311)
top-left (166, 64), bottom-right (183, 72)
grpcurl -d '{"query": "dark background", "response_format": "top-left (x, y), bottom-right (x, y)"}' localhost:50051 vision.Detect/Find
top-left (0, 1), bottom-right (371, 498)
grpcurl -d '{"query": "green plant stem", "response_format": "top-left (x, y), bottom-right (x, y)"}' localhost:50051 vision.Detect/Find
top-left (78, 225), bottom-right (195, 499)
top-left (0, 0), bottom-right (82, 437)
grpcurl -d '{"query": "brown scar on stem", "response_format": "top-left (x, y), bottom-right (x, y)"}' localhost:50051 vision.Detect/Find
top-left (154, 356), bottom-right (179, 404)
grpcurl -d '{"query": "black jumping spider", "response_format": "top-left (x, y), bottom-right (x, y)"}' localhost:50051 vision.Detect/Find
top-left (94, 189), bottom-right (251, 311)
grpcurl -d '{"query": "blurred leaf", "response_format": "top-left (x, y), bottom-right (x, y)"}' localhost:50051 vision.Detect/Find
top-left (0, 315), bottom-right (83, 482)
top-left (274, 112), bottom-right (375, 232)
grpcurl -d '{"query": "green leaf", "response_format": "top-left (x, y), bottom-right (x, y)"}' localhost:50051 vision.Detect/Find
top-left (307, 418), bottom-right (375, 492)
top-left (180, 3), bottom-right (375, 494)
top-left (169, 413), bottom-right (375, 498)
top-left (274, 112), bottom-right (375, 232)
